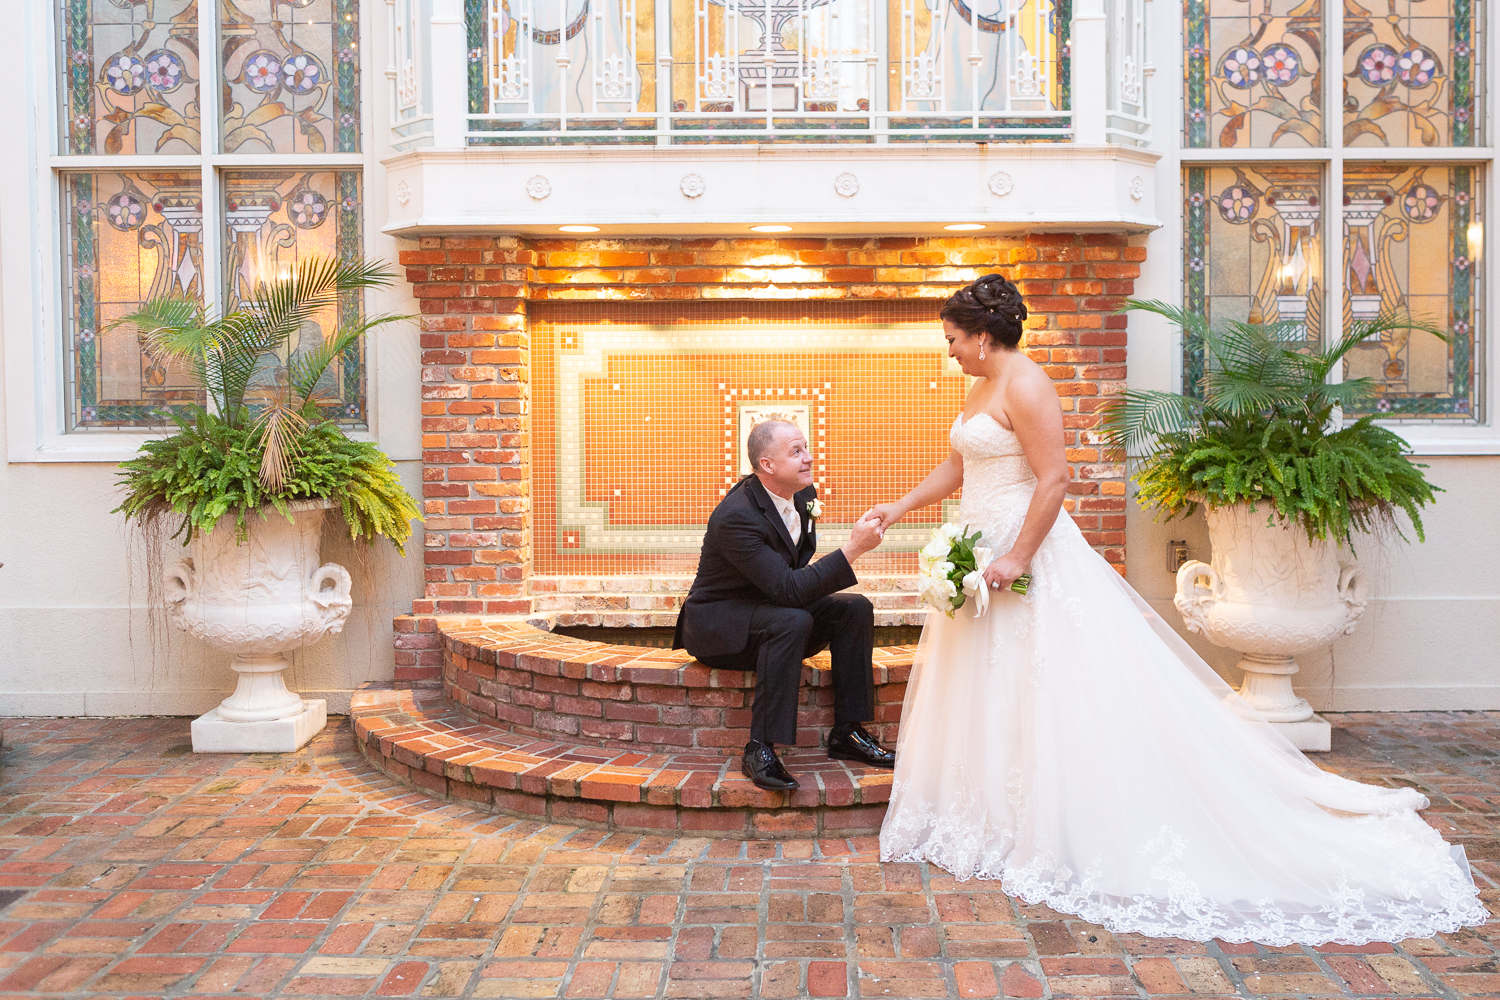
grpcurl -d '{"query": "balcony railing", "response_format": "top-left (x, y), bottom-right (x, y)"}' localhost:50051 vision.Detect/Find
top-left (391, 0), bottom-right (1148, 148)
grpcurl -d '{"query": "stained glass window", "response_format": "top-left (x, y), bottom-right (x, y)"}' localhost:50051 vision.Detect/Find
top-left (1342, 165), bottom-right (1481, 418)
top-left (220, 0), bottom-right (361, 153)
top-left (62, 172), bottom-right (206, 430)
top-left (60, 0), bottom-right (201, 155)
top-left (1344, 0), bottom-right (1481, 147)
top-left (223, 170), bottom-right (367, 426)
top-left (1182, 163), bottom-right (1326, 390)
top-left (1183, 0), bottom-right (1324, 148)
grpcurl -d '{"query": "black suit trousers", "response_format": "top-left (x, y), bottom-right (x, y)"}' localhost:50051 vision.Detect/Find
top-left (698, 593), bottom-right (875, 746)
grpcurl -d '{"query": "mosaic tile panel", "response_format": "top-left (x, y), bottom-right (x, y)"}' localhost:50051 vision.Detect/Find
top-left (532, 302), bottom-right (966, 576)
top-left (1182, 163), bottom-right (1327, 393)
top-left (62, 171), bottom-right (206, 430)
top-left (1342, 164), bottom-right (1482, 419)
top-left (220, 0), bottom-right (361, 153)
top-left (1183, 0), bottom-right (1324, 149)
top-left (60, 0), bottom-right (201, 155)
top-left (222, 170), bottom-right (367, 427)
top-left (1344, 0), bottom-right (1482, 147)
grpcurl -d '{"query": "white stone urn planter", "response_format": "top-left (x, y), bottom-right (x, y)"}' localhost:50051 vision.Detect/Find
top-left (165, 499), bottom-right (353, 753)
top-left (1174, 503), bottom-right (1368, 751)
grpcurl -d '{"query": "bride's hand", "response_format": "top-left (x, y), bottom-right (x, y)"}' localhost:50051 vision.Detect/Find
top-left (981, 552), bottom-right (1028, 592)
top-left (861, 503), bottom-right (903, 531)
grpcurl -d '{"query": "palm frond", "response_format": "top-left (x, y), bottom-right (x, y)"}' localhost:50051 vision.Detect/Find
top-left (254, 403), bottom-right (308, 493)
top-left (287, 311), bottom-right (410, 409)
top-left (1099, 390), bottom-right (1206, 450)
top-left (217, 258), bottom-right (400, 413)
top-left (1309, 310), bottom-right (1449, 382)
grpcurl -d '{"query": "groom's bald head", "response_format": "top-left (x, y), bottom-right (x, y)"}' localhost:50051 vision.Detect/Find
top-left (747, 419), bottom-right (813, 498)
top-left (747, 419), bottom-right (797, 473)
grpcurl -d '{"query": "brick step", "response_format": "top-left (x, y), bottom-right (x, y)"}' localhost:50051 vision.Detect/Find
top-left (535, 608), bottom-right (929, 628)
top-left (530, 575), bottom-right (919, 596)
top-left (438, 619), bottom-right (912, 754)
top-left (531, 592), bottom-right (925, 612)
top-left (351, 684), bottom-right (892, 838)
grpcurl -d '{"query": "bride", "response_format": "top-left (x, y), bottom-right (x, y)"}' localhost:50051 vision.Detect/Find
top-left (863, 273), bottom-right (1486, 945)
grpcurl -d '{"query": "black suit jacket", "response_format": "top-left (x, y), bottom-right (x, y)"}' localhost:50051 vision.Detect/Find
top-left (672, 476), bottom-right (857, 658)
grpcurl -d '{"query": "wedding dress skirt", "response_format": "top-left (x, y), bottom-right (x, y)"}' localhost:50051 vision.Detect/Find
top-left (878, 412), bottom-right (1486, 945)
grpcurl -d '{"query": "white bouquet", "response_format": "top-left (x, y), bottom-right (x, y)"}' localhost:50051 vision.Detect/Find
top-left (917, 523), bottom-right (1031, 618)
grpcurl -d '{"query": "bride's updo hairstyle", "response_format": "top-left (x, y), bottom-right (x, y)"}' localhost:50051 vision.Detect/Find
top-left (939, 273), bottom-right (1028, 348)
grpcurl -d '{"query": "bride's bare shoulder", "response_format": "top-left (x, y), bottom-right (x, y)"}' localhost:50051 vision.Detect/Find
top-left (1009, 353), bottom-right (1060, 399)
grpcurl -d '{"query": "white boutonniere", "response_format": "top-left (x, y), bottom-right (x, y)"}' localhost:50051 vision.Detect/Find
top-left (806, 498), bottom-right (823, 520)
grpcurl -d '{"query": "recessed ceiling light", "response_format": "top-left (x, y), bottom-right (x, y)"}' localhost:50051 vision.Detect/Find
top-left (750, 224), bottom-right (793, 233)
top-left (559, 225), bottom-right (600, 233)
top-left (944, 223), bottom-right (986, 231)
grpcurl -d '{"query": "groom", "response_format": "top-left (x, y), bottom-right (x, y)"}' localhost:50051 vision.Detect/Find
top-left (672, 419), bottom-right (894, 792)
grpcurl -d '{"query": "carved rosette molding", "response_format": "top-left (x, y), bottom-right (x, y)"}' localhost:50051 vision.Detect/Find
top-left (680, 173), bottom-right (706, 198)
top-left (1174, 504), bottom-right (1367, 723)
top-left (395, 179), bottom-right (412, 206)
top-left (834, 172), bottom-right (860, 197)
top-left (166, 501), bottom-right (351, 749)
top-left (526, 175), bottom-right (552, 200)
top-left (1128, 175), bottom-right (1146, 201)
top-left (988, 171), bottom-right (1015, 197)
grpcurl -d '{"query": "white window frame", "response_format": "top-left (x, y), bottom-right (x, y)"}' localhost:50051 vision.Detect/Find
top-left (3, 0), bottom-right (418, 463)
top-left (1141, 0), bottom-right (1500, 456)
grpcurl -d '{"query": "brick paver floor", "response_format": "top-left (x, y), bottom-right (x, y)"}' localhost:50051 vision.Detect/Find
top-left (0, 713), bottom-right (1496, 999)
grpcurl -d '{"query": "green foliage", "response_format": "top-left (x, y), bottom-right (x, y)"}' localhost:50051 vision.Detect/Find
top-left (111, 256), bottom-right (419, 548)
top-left (115, 411), bottom-right (420, 553)
top-left (1102, 300), bottom-right (1445, 545)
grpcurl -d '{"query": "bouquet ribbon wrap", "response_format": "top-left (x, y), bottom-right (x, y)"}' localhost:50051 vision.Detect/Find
top-left (961, 547), bottom-right (995, 617)
top-left (959, 547), bottom-right (1031, 618)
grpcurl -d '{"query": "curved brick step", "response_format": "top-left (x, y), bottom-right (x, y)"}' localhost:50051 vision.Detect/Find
top-left (437, 618), bottom-right (915, 755)
top-left (351, 684), bottom-right (893, 837)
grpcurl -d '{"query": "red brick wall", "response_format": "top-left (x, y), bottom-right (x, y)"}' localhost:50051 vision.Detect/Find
top-left (401, 233), bottom-right (1140, 634)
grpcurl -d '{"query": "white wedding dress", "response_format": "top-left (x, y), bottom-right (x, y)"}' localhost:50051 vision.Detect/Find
top-left (879, 411), bottom-right (1487, 945)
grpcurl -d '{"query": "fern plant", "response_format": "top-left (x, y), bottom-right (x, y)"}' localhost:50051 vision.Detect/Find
top-left (1101, 300), bottom-right (1445, 546)
top-left (113, 256), bottom-right (419, 551)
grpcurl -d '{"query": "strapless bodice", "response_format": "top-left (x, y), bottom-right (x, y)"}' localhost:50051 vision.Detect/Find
top-left (952, 410), bottom-right (1036, 489)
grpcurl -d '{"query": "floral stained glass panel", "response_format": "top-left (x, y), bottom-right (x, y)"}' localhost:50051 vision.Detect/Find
top-left (1342, 165), bottom-right (1481, 418)
top-left (1344, 0), bottom-right (1481, 147)
top-left (1183, 164), bottom-right (1326, 392)
top-left (222, 170), bottom-right (366, 427)
top-left (1183, 0), bottom-right (1323, 148)
top-left (220, 0), bottom-right (361, 153)
top-left (60, 0), bottom-right (201, 155)
top-left (63, 172), bottom-right (206, 430)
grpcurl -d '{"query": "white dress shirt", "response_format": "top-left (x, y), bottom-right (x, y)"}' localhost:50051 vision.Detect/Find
top-left (768, 490), bottom-right (802, 547)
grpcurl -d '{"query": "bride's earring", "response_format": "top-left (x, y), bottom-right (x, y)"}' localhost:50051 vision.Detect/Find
top-left (979, 346), bottom-right (986, 361)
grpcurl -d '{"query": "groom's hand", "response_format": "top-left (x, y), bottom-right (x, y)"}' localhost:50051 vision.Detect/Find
top-left (861, 503), bottom-right (903, 530)
top-left (840, 516), bottom-right (885, 563)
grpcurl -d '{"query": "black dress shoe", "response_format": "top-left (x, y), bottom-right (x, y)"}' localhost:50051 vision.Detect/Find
top-left (741, 741), bottom-right (799, 792)
top-left (827, 724), bottom-right (896, 769)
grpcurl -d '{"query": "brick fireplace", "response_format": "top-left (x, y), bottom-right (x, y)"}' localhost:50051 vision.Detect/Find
top-left (394, 233), bottom-right (1141, 681)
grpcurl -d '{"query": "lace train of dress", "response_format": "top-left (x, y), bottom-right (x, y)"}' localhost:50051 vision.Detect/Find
top-left (878, 412), bottom-right (1487, 945)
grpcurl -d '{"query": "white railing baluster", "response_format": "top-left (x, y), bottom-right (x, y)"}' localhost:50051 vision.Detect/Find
top-left (1104, 0), bottom-right (1149, 143)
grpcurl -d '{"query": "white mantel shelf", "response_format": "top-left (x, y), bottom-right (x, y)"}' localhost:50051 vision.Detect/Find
top-left (380, 144), bottom-right (1164, 238)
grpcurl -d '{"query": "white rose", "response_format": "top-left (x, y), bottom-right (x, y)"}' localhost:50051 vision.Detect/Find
top-left (807, 498), bottom-right (823, 519)
top-left (920, 537), bottom-right (952, 562)
top-left (940, 523), bottom-right (963, 540)
top-left (933, 560), bottom-right (955, 579)
top-left (917, 575), bottom-right (949, 610)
